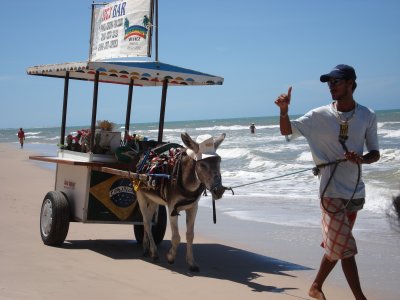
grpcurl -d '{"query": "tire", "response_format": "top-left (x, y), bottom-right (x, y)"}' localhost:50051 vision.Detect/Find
top-left (134, 205), bottom-right (167, 245)
top-left (40, 191), bottom-right (70, 246)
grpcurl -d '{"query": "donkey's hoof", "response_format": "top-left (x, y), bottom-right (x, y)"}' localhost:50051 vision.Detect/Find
top-left (189, 265), bottom-right (200, 272)
top-left (167, 253), bottom-right (175, 264)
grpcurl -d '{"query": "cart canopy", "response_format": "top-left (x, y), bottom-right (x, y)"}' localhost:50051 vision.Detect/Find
top-left (26, 61), bottom-right (223, 87)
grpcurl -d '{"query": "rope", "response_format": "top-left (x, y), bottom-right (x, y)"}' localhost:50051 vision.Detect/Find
top-left (228, 168), bottom-right (313, 189)
top-left (226, 158), bottom-right (348, 192)
top-left (320, 161), bottom-right (361, 214)
top-left (319, 135), bottom-right (361, 214)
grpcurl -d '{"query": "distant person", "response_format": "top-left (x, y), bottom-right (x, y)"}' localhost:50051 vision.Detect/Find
top-left (274, 64), bottom-right (380, 300)
top-left (17, 128), bottom-right (25, 149)
top-left (250, 123), bottom-right (256, 134)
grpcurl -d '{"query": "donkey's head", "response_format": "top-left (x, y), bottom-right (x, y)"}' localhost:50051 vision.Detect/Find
top-left (181, 132), bottom-right (226, 200)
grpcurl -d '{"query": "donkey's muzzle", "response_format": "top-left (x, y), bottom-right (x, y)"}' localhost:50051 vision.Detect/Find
top-left (210, 178), bottom-right (224, 200)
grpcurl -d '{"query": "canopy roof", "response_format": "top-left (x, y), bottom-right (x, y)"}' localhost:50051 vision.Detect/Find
top-left (26, 61), bottom-right (223, 87)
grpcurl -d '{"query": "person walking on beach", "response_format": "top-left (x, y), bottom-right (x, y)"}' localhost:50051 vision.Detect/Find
top-left (274, 64), bottom-right (380, 300)
top-left (17, 128), bottom-right (25, 149)
top-left (250, 123), bottom-right (256, 134)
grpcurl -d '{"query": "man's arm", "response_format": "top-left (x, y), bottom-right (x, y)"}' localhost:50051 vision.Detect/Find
top-left (345, 150), bottom-right (380, 164)
top-left (279, 112), bottom-right (292, 136)
top-left (274, 86), bottom-right (293, 135)
top-left (362, 150), bottom-right (380, 164)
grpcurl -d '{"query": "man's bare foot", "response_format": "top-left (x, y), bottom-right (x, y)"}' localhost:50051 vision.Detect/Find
top-left (309, 282), bottom-right (326, 300)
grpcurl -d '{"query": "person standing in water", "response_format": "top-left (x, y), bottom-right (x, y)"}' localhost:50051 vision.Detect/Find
top-left (250, 123), bottom-right (256, 134)
top-left (274, 64), bottom-right (380, 300)
top-left (17, 128), bottom-right (25, 149)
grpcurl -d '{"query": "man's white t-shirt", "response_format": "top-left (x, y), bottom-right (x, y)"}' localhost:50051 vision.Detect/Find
top-left (290, 102), bottom-right (379, 199)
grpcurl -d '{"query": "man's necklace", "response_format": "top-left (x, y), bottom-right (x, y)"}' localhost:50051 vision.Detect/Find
top-left (333, 101), bottom-right (357, 139)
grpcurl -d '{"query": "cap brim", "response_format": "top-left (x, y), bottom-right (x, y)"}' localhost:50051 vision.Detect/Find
top-left (320, 74), bottom-right (330, 82)
top-left (320, 70), bottom-right (348, 82)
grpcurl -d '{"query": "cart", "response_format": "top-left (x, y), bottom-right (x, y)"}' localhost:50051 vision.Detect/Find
top-left (26, 1), bottom-right (223, 247)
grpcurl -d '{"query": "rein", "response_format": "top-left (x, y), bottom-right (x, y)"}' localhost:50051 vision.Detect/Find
top-left (169, 151), bottom-right (205, 216)
top-left (225, 157), bottom-right (360, 216)
top-left (226, 168), bottom-right (313, 191)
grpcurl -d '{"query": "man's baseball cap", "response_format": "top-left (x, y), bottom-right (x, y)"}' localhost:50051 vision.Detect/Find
top-left (320, 64), bottom-right (357, 82)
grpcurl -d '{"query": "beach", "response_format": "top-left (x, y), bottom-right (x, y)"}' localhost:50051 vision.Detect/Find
top-left (0, 143), bottom-right (398, 300)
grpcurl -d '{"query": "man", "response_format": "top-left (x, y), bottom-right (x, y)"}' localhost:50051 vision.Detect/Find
top-left (17, 128), bottom-right (25, 149)
top-left (274, 64), bottom-right (380, 300)
top-left (250, 123), bottom-right (256, 134)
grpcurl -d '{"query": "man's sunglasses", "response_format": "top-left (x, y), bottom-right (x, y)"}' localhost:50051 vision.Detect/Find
top-left (327, 78), bottom-right (344, 86)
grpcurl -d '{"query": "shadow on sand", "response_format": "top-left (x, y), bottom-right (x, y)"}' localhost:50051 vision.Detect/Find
top-left (63, 239), bottom-right (312, 297)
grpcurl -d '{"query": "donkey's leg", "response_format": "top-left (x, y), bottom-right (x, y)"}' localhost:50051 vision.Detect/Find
top-left (186, 202), bottom-right (199, 272)
top-left (137, 195), bottom-right (159, 260)
top-left (166, 207), bottom-right (180, 264)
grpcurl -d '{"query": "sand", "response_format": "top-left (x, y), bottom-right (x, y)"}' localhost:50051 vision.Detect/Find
top-left (0, 143), bottom-right (397, 300)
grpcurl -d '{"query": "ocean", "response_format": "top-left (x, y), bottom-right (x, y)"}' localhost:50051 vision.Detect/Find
top-left (1, 109), bottom-right (399, 245)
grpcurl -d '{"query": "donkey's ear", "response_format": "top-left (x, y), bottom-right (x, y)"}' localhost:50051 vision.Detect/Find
top-left (181, 132), bottom-right (199, 153)
top-left (214, 133), bottom-right (226, 150)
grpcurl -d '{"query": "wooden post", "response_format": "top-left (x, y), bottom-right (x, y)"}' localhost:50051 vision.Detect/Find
top-left (88, 2), bottom-right (95, 61)
top-left (60, 71), bottom-right (70, 146)
top-left (124, 78), bottom-right (134, 141)
top-left (90, 71), bottom-right (100, 152)
top-left (155, 0), bottom-right (158, 62)
top-left (157, 79), bottom-right (168, 144)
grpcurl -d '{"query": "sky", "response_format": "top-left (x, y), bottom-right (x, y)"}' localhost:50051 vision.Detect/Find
top-left (1, 0), bottom-right (399, 129)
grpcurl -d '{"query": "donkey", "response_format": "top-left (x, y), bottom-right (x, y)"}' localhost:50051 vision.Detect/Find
top-left (136, 132), bottom-right (226, 272)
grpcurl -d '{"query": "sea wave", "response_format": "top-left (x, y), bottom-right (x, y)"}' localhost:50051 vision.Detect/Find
top-left (25, 131), bottom-right (42, 136)
top-left (26, 135), bottom-right (47, 139)
top-left (379, 128), bottom-right (400, 138)
top-left (377, 121), bottom-right (400, 128)
top-left (147, 128), bottom-right (183, 133)
top-left (364, 183), bottom-right (395, 214)
top-left (296, 151), bottom-right (313, 162)
top-left (195, 124), bottom-right (279, 131)
top-left (218, 147), bottom-right (251, 159)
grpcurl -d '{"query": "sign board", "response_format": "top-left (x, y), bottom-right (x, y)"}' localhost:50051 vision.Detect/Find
top-left (90, 0), bottom-right (153, 61)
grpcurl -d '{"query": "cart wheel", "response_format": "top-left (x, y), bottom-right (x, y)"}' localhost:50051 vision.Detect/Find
top-left (40, 191), bottom-right (70, 246)
top-left (134, 205), bottom-right (167, 245)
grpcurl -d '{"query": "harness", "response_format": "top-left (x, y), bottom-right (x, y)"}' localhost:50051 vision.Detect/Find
top-left (169, 151), bottom-right (205, 216)
top-left (135, 144), bottom-right (206, 217)
top-left (135, 143), bottom-right (181, 193)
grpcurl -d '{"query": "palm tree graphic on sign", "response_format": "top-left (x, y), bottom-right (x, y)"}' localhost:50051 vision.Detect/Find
top-left (124, 16), bottom-right (148, 40)
top-left (143, 15), bottom-right (150, 28)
